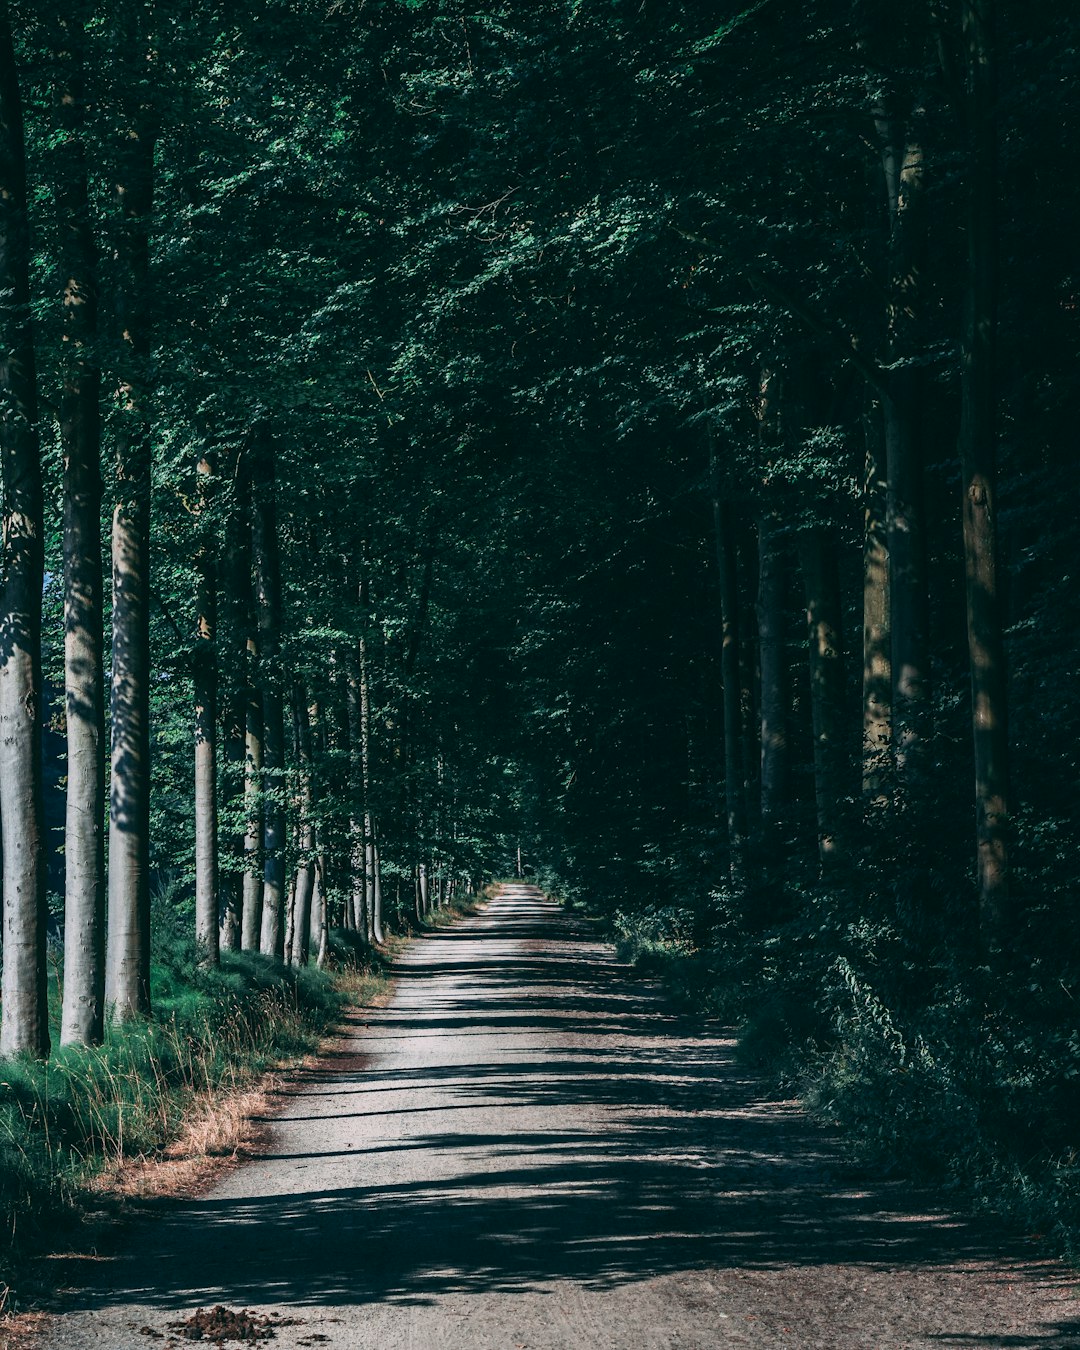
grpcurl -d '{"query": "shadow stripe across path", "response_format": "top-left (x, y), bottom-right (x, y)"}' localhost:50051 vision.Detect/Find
top-left (36, 885), bottom-right (1079, 1349)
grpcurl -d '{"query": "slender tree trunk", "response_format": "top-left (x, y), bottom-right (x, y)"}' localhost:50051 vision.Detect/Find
top-left (371, 834), bottom-right (384, 944)
top-left (957, 0), bottom-right (1009, 943)
top-left (709, 473), bottom-right (748, 881)
top-left (0, 3), bottom-right (49, 1057)
top-left (55, 11), bottom-right (105, 1047)
top-left (252, 429), bottom-right (285, 958)
top-left (861, 402), bottom-right (891, 804)
top-left (870, 88), bottom-right (931, 799)
top-left (345, 634), bottom-right (368, 937)
top-left (358, 621), bottom-right (376, 942)
top-left (756, 512), bottom-right (789, 837)
top-left (800, 528), bottom-right (849, 865)
top-left (219, 445), bottom-right (251, 950)
top-left (418, 862), bottom-right (428, 922)
top-left (290, 682), bottom-right (315, 968)
top-left (884, 377), bottom-right (930, 793)
top-left (105, 26), bottom-right (156, 1022)
top-left (310, 854), bottom-right (328, 967)
top-left (193, 456), bottom-right (219, 964)
top-left (241, 665), bottom-right (263, 949)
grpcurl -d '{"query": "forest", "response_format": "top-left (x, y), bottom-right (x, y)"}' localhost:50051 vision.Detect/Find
top-left (1, 0), bottom-right (1079, 1289)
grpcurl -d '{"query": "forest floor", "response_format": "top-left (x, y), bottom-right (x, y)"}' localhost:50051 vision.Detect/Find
top-left (10, 885), bottom-right (1080, 1349)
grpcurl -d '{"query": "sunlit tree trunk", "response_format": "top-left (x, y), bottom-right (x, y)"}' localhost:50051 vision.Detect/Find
top-left (252, 429), bottom-right (285, 958)
top-left (0, 3), bottom-right (49, 1058)
top-left (193, 455), bottom-right (219, 965)
top-left (241, 665), bottom-right (263, 950)
top-left (310, 854), bottom-right (328, 968)
top-left (219, 445), bottom-right (251, 950)
top-left (55, 10), bottom-right (105, 1047)
top-left (290, 682), bottom-right (315, 968)
top-left (105, 22), bottom-right (156, 1023)
top-left (371, 834), bottom-right (385, 944)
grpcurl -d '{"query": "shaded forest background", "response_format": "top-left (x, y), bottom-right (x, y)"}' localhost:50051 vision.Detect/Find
top-left (1, 0), bottom-right (1080, 1258)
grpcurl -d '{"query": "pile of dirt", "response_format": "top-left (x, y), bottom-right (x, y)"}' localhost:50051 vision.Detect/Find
top-left (163, 1307), bottom-right (282, 1345)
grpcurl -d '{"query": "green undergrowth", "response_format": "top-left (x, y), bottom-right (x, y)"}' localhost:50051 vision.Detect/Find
top-left (422, 889), bottom-right (488, 928)
top-left (611, 893), bottom-right (1080, 1262)
top-left (0, 904), bottom-right (396, 1307)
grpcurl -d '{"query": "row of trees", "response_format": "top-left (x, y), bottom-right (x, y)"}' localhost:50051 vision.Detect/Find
top-left (1, 0), bottom-right (1076, 1092)
top-left (0, 0), bottom-right (524, 1058)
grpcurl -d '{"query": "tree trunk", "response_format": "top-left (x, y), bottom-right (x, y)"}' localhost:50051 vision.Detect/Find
top-left (708, 456), bottom-right (748, 882)
top-left (861, 402), bottom-right (891, 804)
top-left (241, 668), bottom-right (263, 950)
top-left (252, 428), bottom-right (285, 959)
top-left (0, 3), bottom-right (49, 1058)
top-left (958, 0), bottom-right (1009, 943)
top-left (417, 862), bottom-right (429, 922)
top-left (290, 682), bottom-right (315, 968)
top-left (358, 620), bottom-right (376, 942)
top-left (310, 854), bottom-right (328, 968)
top-left (219, 445), bottom-right (251, 951)
top-left (345, 633), bottom-right (368, 937)
top-left (105, 87), bottom-right (155, 1022)
top-left (55, 11), bottom-right (105, 1047)
top-left (193, 457), bottom-right (219, 964)
top-left (884, 376), bottom-right (930, 794)
top-left (756, 512), bottom-right (789, 837)
top-left (371, 834), bottom-right (384, 944)
top-left (869, 84), bottom-right (931, 799)
top-left (800, 528), bottom-right (849, 866)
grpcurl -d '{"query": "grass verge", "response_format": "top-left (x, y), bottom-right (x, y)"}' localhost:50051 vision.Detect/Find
top-left (0, 914), bottom-right (396, 1315)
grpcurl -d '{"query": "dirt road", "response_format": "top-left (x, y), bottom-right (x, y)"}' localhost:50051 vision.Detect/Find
top-left (32, 886), bottom-right (1079, 1348)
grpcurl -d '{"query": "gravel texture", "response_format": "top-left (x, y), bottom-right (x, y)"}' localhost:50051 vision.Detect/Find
top-left (28, 885), bottom-right (1080, 1348)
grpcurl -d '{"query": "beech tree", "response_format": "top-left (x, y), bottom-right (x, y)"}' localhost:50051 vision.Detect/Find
top-left (0, 0), bottom-right (48, 1059)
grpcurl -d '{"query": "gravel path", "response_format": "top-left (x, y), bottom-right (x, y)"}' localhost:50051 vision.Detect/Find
top-left (32, 885), bottom-right (1079, 1348)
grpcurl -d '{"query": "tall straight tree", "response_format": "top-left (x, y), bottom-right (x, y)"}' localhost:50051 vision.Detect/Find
top-left (954, 0), bottom-right (1010, 943)
top-left (252, 426), bottom-right (286, 958)
top-left (105, 6), bottom-right (156, 1021)
top-left (0, 0), bottom-right (49, 1059)
top-left (55, 5), bottom-right (106, 1045)
top-left (193, 454), bottom-right (219, 964)
top-left (219, 443), bottom-right (251, 950)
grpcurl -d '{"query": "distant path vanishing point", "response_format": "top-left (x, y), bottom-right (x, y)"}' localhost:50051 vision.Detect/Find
top-left (33, 885), bottom-right (1078, 1349)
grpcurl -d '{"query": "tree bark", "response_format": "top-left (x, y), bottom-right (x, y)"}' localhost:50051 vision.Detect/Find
top-left (219, 444), bottom-right (251, 951)
top-left (105, 62), bottom-right (155, 1023)
top-left (756, 512), bottom-right (789, 837)
top-left (358, 617), bottom-right (376, 943)
top-left (861, 402), bottom-right (891, 804)
top-left (957, 0), bottom-right (1009, 943)
top-left (345, 631), bottom-right (368, 938)
top-left (800, 528), bottom-right (849, 865)
top-left (193, 456), bottom-right (219, 965)
top-left (241, 664), bottom-right (263, 950)
top-left (55, 10), bottom-right (105, 1047)
top-left (251, 429), bottom-right (286, 959)
top-left (290, 682), bottom-right (315, 968)
top-left (707, 444), bottom-right (748, 882)
top-left (869, 80), bottom-right (931, 798)
top-left (0, 2), bottom-right (49, 1058)
top-left (371, 834), bottom-right (384, 944)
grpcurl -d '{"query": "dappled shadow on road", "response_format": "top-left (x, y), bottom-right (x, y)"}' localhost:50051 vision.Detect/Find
top-left (49, 892), bottom-right (1078, 1346)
